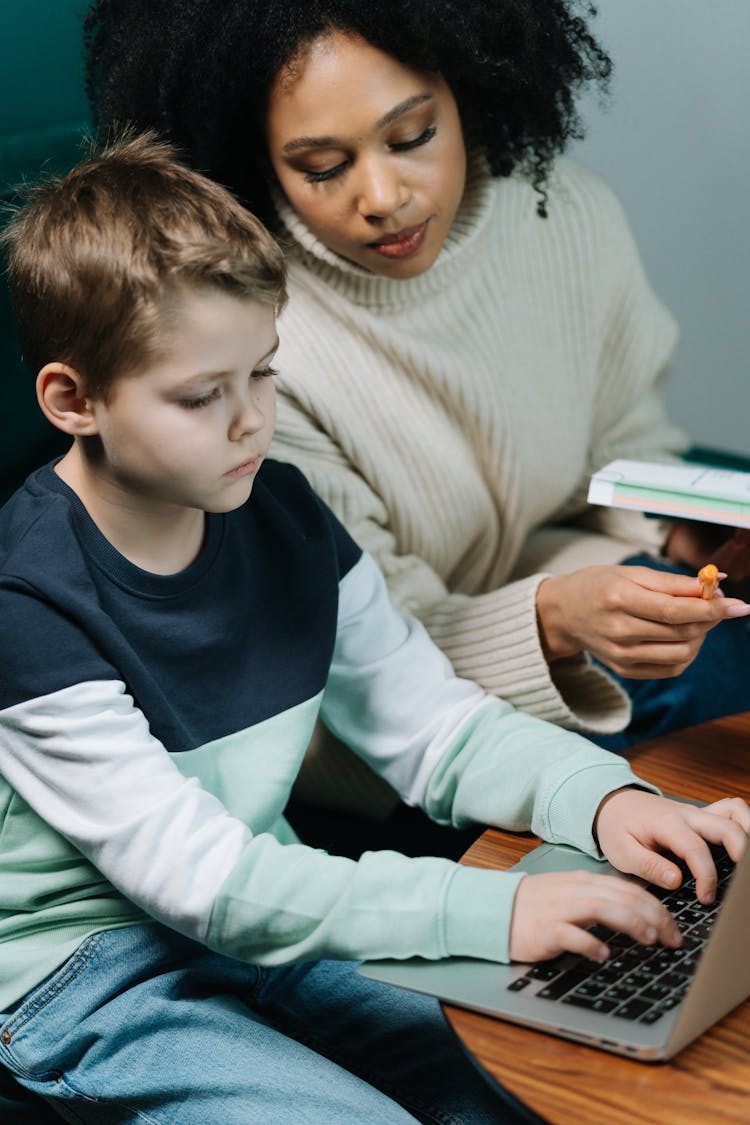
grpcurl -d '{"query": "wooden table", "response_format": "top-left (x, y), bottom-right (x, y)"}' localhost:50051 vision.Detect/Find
top-left (443, 712), bottom-right (750, 1125)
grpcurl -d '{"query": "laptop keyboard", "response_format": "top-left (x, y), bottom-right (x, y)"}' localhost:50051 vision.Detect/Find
top-left (508, 848), bottom-right (735, 1026)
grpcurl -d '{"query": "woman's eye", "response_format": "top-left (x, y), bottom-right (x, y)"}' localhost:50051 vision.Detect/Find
top-left (179, 387), bottom-right (221, 410)
top-left (299, 125), bottom-right (436, 184)
top-left (303, 161), bottom-right (348, 184)
top-left (252, 365), bottom-right (279, 380)
top-left (390, 125), bottom-right (437, 153)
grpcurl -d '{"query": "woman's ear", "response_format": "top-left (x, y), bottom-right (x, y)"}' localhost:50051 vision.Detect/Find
top-left (36, 363), bottom-right (100, 436)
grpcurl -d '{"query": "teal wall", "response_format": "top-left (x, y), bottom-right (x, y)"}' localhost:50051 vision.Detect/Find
top-left (0, 1), bottom-right (89, 134)
top-left (1, 2), bottom-right (91, 503)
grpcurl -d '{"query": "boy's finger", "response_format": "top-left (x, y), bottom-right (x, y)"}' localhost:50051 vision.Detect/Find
top-left (612, 893), bottom-right (681, 949)
top-left (613, 837), bottom-right (686, 894)
top-left (683, 807), bottom-right (750, 868)
top-left (557, 921), bottom-right (610, 964)
top-left (679, 843), bottom-right (718, 905)
top-left (701, 798), bottom-right (750, 841)
top-left (576, 878), bottom-right (681, 949)
top-left (657, 812), bottom-right (745, 902)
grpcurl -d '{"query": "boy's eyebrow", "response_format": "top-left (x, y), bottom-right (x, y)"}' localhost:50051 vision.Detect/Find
top-left (172, 368), bottom-right (233, 392)
top-left (281, 94), bottom-right (433, 155)
top-left (175, 338), bottom-right (280, 388)
top-left (257, 337), bottom-right (280, 366)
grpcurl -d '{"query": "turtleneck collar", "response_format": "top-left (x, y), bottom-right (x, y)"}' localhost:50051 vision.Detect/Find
top-left (273, 152), bottom-right (497, 309)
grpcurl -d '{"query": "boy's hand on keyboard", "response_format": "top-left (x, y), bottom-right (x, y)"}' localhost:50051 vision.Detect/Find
top-left (508, 870), bottom-right (681, 963)
top-left (594, 790), bottom-right (750, 905)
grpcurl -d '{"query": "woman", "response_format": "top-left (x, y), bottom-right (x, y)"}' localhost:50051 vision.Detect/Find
top-left (85, 0), bottom-right (750, 822)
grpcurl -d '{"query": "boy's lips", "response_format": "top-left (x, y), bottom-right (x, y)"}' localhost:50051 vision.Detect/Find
top-left (368, 220), bottom-right (429, 259)
top-left (225, 455), bottom-right (261, 480)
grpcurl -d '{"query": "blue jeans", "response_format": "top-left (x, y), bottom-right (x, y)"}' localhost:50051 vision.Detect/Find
top-left (0, 923), bottom-right (538, 1124)
top-left (590, 554), bottom-right (750, 753)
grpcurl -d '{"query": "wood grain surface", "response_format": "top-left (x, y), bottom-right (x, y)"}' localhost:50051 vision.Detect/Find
top-left (443, 713), bottom-right (750, 1125)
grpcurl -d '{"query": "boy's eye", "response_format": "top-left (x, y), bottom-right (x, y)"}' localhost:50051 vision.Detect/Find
top-left (389, 125), bottom-right (437, 153)
top-left (252, 365), bottom-right (278, 380)
top-left (179, 386), bottom-right (221, 410)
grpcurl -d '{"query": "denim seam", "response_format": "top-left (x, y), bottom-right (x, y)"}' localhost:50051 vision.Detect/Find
top-left (3, 932), bottom-right (105, 1042)
top-left (53, 1071), bottom-right (163, 1125)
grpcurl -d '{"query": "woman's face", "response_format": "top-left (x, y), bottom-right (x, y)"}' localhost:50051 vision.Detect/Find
top-left (266, 31), bottom-right (467, 279)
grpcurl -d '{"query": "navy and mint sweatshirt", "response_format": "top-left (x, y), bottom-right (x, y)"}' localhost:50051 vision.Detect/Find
top-left (0, 459), bottom-right (645, 1010)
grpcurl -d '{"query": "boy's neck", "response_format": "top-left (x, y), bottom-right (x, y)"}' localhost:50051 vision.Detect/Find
top-left (55, 446), bottom-right (207, 576)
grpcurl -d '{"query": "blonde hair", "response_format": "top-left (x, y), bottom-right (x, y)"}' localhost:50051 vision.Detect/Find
top-left (2, 132), bottom-right (287, 399)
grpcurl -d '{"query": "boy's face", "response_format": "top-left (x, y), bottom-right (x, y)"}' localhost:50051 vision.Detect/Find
top-left (89, 290), bottom-right (279, 514)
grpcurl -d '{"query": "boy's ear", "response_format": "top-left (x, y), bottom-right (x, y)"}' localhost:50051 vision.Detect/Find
top-left (36, 363), bottom-right (100, 436)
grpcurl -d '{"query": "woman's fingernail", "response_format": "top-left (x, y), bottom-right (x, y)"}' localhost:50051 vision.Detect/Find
top-left (726, 604), bottom-right (750, 617)
top-left (644, 926), bottom-right (657, 944)
top-left (663, 869), bottom-right (678, 885)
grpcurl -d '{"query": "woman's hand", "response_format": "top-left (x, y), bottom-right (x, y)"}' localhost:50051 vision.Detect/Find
top-left (536, 564), bottom-right (750, 677)
top-left (594, 789), bottom-right (750, 903)
top-left (508, 791), bottom-right (749, 963)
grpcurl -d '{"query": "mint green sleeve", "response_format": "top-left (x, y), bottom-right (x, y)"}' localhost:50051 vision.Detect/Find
top-left (422, 699), bottom-right (658, 856)
top-left (206, 703), bottom-right (655, 968)
top-left (206, 833), bottom-right (521, 964)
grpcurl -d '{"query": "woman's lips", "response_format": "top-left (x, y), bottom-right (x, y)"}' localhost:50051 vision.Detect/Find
top-left (369, 221), bottom-right (429, 260)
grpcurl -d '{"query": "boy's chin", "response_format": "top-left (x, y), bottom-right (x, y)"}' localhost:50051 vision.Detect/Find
top-left (205, 481), bottom-right (256, 514)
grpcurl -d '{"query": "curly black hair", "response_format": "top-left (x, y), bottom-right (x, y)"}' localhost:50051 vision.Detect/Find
top-left (84, 0), bottom-right (611, 225)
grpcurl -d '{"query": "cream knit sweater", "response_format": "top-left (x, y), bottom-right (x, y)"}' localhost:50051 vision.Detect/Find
top-left (271, 156), bottom-right (688, 815)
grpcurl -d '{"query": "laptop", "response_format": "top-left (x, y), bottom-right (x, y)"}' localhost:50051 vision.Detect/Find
top-left (358, 834), bottom-right (750, 1060)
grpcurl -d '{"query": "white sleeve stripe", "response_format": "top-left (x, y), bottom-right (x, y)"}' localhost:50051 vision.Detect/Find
top-left (325, 552), bottom-right (510, 804)
top-left (0, 680), bottom-right (252, 938)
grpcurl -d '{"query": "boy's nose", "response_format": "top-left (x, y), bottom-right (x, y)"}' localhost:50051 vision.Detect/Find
top-left (228, 394), bottom-right (266, 441)
top-left (356, 156), bottom-right (410, 220)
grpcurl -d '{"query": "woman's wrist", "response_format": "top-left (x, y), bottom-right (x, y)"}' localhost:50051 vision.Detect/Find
top-left (535, 575), bottom-right (582, 663)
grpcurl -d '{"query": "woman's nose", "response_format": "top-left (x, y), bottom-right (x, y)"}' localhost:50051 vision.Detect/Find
top-left (355, 155), bottom-right (410, 220)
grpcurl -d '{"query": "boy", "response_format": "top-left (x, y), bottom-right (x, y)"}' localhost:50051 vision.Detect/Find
top-left (0, 135), bottom-right (747, 1123)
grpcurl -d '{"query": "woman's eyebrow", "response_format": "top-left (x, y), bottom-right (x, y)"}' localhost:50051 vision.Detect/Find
top-left (281, 94), bottom-right (433, 155)
top-left (376, 93), bottom-right (433, 130)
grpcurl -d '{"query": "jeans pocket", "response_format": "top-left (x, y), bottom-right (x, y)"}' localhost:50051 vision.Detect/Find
top-left (0, 932), bottom-right (104, 1079)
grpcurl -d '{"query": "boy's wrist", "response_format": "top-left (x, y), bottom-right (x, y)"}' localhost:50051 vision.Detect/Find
top-left (592, 784), bottom-right (651, 853)
top-left (444, 864), bottom-right (525, 963)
